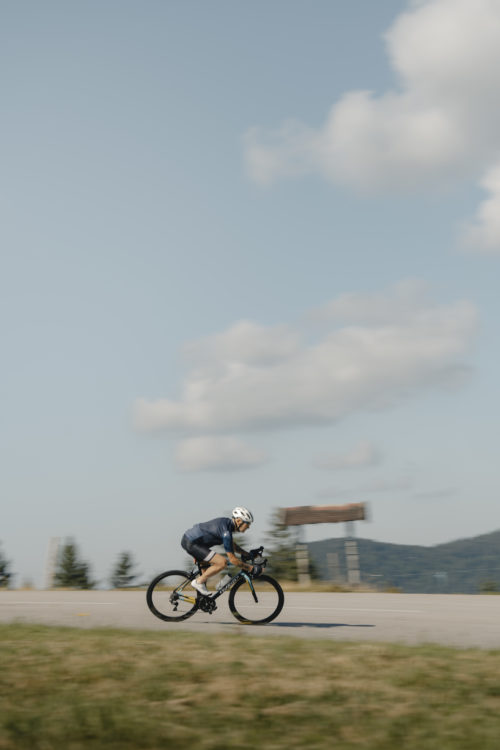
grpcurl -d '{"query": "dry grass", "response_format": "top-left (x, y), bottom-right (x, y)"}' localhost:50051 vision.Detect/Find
top-left (1, 624), bottom-right (500, 749)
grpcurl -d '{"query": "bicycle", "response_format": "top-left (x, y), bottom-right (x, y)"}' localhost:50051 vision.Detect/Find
top-left (146, 546), bottom-right (284, 625)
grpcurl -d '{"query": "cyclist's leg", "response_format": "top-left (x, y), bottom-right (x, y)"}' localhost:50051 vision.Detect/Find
top-left (197, 553), bottom-right (227, 585)
top-left (181, 536), bottom-right (227, 585)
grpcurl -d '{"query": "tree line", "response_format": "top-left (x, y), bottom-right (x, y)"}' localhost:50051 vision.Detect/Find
top-left (0, 540), bottom-right (141, 590)
top-left (53, 543), bottom-right (141, 589)
top-left (0, 510), bottom-right (310, 589)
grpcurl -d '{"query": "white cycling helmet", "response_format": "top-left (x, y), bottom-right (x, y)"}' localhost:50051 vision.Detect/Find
top-left (232, 506), bottom-right (254, 524)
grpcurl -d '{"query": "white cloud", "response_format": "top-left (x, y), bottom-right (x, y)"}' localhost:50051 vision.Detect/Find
top-left (244, 0), bottom-right (500, 197)
top-left (174, 436), bottom-right (268, 473)
top-left (360, 477), bottom-right (414, 494)
top-left (134, 282), bottom-right (477, 438)
top-left (308, 279), bottom-right (430, 327)
top-left (317, 476), bottom-right (414, 499)
top-left (412, 487), bottom-right (457, 500)
top-left (462, 161), bottom-right (500, 253)
top-left (183, 320), bottom-right (300, 369)
top-left (243, 122), bottom-right (321, 186)
top-left (313, 441), bottom-right (382, 470)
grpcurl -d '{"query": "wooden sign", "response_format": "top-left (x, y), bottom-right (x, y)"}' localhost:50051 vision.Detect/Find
top-left (279, 503), bottom-right (366, 526)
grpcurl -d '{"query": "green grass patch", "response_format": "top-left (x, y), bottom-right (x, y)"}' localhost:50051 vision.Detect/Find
top-left (1, 624), bottom-right (500, 749)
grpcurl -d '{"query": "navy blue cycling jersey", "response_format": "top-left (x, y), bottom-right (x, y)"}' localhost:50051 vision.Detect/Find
top-left (183, 517), bottom-right (236, 553)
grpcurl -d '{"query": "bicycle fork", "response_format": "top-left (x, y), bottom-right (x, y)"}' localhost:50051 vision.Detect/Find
top-left (242, 572), bottom-right (258, 602)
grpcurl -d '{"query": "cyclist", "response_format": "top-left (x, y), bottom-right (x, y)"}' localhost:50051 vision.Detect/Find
top-left (181, 507), bottom-right (255, 596)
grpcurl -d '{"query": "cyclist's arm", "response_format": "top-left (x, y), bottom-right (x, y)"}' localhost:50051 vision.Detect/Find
top-left (232, 542), bottom-right (247, 556)
top-left (227, 550), bottom-right (252, 572)
top-left (222, 524), bottom-right (253, 572)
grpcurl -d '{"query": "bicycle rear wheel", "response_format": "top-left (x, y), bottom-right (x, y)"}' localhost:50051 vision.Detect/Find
top-left (228, 574), bottom-right (284, 624)
top-left (146, 570), bottom-right (199, 622)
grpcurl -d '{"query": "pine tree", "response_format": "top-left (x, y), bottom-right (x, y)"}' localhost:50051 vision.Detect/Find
top-left (111, 552), bottom-right (139, 588)
top-left (265, 510), bottom-right (321, 581)
top-left (0, 542), bottom-right (12, 588)
top-left (54, 540), bottom-right (95, 589)
top-left (264, 509), bottom-right (299, 580)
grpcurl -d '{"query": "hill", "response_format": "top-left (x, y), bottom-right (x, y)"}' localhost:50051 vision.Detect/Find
top-left (306, 529), bottom-right (500, 593)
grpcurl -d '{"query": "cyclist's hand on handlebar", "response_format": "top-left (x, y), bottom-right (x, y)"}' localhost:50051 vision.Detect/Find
top-left (242, 546), bottom-right (264, 562)
top-left (250, 546), bottom-right (264, 557)
top-left (251, 564), bottom-right (263, 577)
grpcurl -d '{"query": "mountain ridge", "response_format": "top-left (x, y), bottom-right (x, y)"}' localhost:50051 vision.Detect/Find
top-left (306, 529), bottom-right (500, 593)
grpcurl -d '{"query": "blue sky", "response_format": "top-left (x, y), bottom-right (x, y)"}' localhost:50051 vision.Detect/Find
top-left (2, 0), bottom-right (499, 588)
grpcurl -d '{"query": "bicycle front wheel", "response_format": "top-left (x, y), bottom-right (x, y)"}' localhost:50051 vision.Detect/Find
top-left (146, 570), bottom-right (199, 622)
top-left (228, 574), bottom-right (284, 624)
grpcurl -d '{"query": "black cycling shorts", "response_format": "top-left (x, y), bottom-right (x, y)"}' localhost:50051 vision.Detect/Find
top-left (181, 534), bottom-right (216, 563)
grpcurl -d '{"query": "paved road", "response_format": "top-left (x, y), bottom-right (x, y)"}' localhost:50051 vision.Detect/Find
top-left (1, 590), bottom-right (499, 649)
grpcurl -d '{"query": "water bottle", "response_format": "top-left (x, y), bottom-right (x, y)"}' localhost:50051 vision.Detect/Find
top-left (216, 574), bottom-right (231, 591)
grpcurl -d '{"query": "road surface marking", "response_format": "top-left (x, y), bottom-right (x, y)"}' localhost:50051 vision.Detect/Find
top-left (285, 605), bottom-right (423, 614)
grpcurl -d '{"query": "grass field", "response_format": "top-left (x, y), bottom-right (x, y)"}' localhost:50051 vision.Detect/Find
top-left (1, 624), bottom-right (500, 749)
